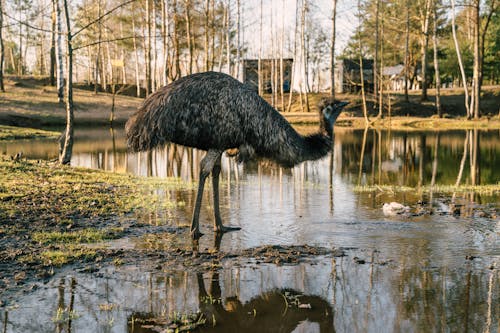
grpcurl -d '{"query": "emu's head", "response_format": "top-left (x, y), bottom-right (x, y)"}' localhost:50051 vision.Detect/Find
top-left (319, 98), bottom-right (349, 137)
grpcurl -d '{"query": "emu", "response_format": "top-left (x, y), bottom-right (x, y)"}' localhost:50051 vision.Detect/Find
top-left (126, 71), bottom-right (348, 239)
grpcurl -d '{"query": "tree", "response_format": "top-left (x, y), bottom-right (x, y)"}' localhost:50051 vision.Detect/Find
top-left (59, 0), bottom-right (135, 164)
top-left (0, 0), bottom-right (4, 92)
top-left (451, 0), bottom-right (472, 118)
top-left (59, 0), bottom-right (74, 164)
top-left (330, 0), bottom-right (337, 98)
top-left (357, 0), bottom-right (369, 124)
top-left (54, 0), bottom-right (64, 102)
top-left (418, 0), bottom-right (432, 101)
top-left (404, 0), bottom-right (410, 102)
top-left (432, 0), bottom-right (442, 117)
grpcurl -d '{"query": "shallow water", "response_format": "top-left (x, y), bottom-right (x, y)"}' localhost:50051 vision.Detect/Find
top-left (1, 126), bottom-right (499, 332)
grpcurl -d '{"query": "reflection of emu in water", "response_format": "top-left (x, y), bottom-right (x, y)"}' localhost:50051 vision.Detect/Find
top-left (127, 271), bottom-right (334, 333)
top-left (196, 272), bottom-right (335, 332)
top-left (126, 71), bottom-right (348, 239)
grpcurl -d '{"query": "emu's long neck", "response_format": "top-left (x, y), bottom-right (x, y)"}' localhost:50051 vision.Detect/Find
top-left (270, 127), bottom-right (333, 168)
top-left (254, 103), bottom-right (334, 168)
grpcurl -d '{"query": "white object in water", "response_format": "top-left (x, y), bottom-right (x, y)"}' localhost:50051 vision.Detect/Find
top-left (383, 202), bottom-right (410, 216)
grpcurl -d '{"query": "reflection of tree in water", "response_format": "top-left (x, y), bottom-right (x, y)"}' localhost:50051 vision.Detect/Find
top-left (128, 270), bottom-right (334, 333)
top-left (394, 263), bottom-right (498, 332)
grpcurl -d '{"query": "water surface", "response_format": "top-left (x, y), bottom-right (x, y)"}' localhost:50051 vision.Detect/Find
top-left (1, 126), bottom-right (498, 332)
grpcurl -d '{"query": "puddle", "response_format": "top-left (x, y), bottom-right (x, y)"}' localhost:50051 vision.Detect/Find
top-left (1, 254), bottom-right (497, 332)
top-left (1, 127), bottom-right (499, 331)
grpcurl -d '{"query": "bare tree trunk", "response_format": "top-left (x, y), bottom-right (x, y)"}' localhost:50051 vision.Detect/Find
top-left (270, 3), bottom-right (275, 107)
top-left (209, 0), bottom-right (215, 70)
top-left (49, 0), bottom-right (56, 86)
top-left (152, 0), bottom-right (158, 91)
top-left (17, 6), bottom-right (23, 76)
top-left (258, 0), bottom-right (262, 95)
top-left (162, 0), bottom-right (169, 85)
top-left (218, 2), bottom-right (227, 72)
top-left (120, 21), bottom-right (126, 84)
top-left (404, 0), bottom-right (409, 102)
top-left (146, 0), bottom-right (152, 94)
top-left (373, 0), bottom-right (379, 107)
top-left (432, 0), bottom-right (441, 117)
top-left (204, 0), bottom-right (210, 72)
top-left (280, 0), bottom-right (284, 109)
top-left (300, 0), bottom-right (310, 112)
top-left (286, 0), bottom-right (299, 112)
top-left (132, 6), bottom-right (141, 97)
top-left (225, 0), bottom-right (231, 75)
top-left (236, 0), bottom-right (241, 79)
top-left (358, 0), bottom-right (368, 123)
top-left (0, 0), bottom-right (4, 92)
top-left (378, 6), bottom-right (384, 118)
top-left (95, 0), bottom-right (102, 93)
top-left (329, 0), bottom-right (337, 98)
top-left (451, 0), bottom-right (471, 119)
top-left (100, 42), bottom-right (107, 91)
top-left (420, 0), bottom-right (432, 101)
top-left (471, 0), bottom-right (480, 119)
top-left (479, 1), bottom-right (497, 109)
top-left (54, 0), bottom-right (64, 102)
top-left (60, 0), bottom-right (74, 165)
top-left (185, 0), bottom-right (193, 75)
top-left (172, 0), bottom-right (181, 80)
top-left (104, 22), bottom-right (114, 93)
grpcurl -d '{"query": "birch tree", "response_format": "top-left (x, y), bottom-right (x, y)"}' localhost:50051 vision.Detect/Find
top-left (451, 0), bottom-right (471, 118)
top-left (54, 0), bottom-right (64, 102)
top-left (59, 0), bottom-right (74, 164)
top-left (330, 0), bottom-right (337, 98)
top-left (286, 0), bottom-right (299, 112)
top-left (432, 0), bottom-right (441, 116)
top-left (0, 0), bottom-right (4, 92)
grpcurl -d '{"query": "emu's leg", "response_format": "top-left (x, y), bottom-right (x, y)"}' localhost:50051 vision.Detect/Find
top-left (190, 150), bottom-right (221, 239)
top-left (211, 155), bottom-right (241, 234)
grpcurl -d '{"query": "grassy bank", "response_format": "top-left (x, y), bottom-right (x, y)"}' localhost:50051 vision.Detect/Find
top-left (0, 158), bottom-right (191, 268)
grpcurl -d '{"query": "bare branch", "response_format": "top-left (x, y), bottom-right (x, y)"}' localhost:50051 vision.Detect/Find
top-left (72, 0), bottom-right (136, 37)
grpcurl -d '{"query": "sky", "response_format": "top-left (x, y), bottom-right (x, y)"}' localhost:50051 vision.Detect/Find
top-left (240, 0), bottom-right (357, 59)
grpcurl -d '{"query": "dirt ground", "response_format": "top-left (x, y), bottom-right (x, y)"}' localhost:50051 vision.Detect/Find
top-left (1, 76), bottom-right (500, 131)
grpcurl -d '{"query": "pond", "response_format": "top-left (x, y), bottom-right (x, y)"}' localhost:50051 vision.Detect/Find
top-left (1, 126), bottom-right (499, 332)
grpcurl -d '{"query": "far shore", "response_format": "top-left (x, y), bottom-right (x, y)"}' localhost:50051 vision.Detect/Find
top-left (1, 76), bottom-right (499, 133)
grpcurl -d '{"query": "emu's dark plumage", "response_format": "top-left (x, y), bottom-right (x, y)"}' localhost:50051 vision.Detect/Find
top-left (126, 71), bottom-right (348, 238)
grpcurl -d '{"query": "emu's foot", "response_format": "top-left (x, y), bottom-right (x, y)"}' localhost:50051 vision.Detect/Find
top-left (215, 225), bottom-right (241, 234)
top-left (190, 228), bottom-right (204, 240)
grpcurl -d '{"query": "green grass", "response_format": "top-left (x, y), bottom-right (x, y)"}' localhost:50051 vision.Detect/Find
top-left (0, 125), bottom-right (60, 141)
top-left (354, 183), bottom-right (500, 195)
top-left (0, 158), bottom-right (191, 224)
top-left (32, 228), bottom-right (122, 245)
top-left (38, 247), bottom-right (98, 267)
top-left (0, 157), bottom-right (195, 267)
